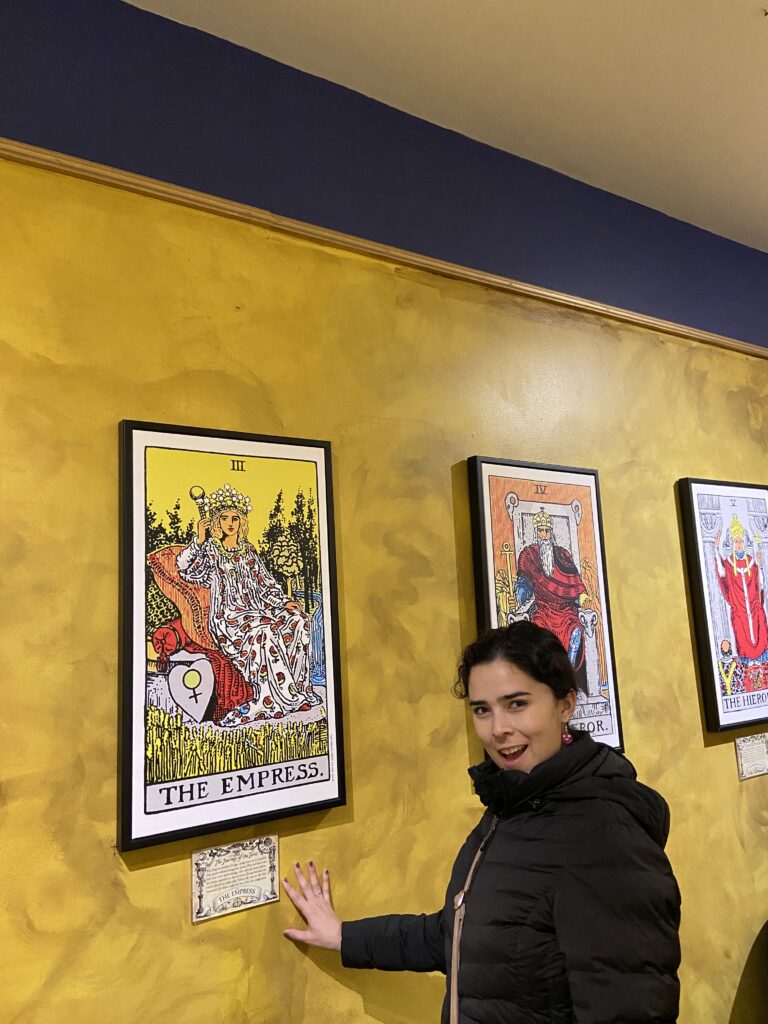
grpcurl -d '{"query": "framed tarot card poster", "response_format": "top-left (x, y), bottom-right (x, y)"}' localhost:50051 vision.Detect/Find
top-left (468, 457), bottom-right (623, 749)
top-left (119, 421), bottom-right (345, 850)
top-left (678, 477), bottom-right (768, 731)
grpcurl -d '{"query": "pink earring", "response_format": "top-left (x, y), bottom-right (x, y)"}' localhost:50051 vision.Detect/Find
top-left (561, 726), bottom-right (573, 745)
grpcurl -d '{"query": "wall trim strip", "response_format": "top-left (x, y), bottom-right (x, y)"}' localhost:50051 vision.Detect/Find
top-left (2, 135), bottom-right (762, 361)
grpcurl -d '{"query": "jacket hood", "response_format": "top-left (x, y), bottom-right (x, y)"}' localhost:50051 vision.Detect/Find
top-left (469, 731), bottom-right (670, 848)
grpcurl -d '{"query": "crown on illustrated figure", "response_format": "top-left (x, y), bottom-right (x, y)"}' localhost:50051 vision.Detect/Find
top-left (729, 515), bottom-right (746, 541)
top-left (203, 482), bottom-right (253, 519)
top-left (532, 507), bottom-right (553, 531)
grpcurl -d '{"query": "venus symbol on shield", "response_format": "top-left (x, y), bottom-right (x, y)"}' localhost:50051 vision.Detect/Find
top-left (168, 652), bottom-right (215, 722)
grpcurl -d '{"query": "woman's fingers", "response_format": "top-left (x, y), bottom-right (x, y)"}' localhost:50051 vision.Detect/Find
top-left (306, 860), bottom-right (323, 897)
top-left (282, 862), bottom-right (324, 910)
top-left (281, 876), bottom-right (307, 915)
top-left (283, 927), bottom-right (313, 942)
top-left (293, 861), bottom-right (313, 897)
top-left (298, 860), bottom-right (332, 904)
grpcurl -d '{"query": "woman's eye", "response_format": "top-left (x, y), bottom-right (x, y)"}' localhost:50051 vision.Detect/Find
top-left (472, 706), bottom-right (488, 716)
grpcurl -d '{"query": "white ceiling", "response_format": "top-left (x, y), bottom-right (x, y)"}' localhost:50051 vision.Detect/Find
top-left (125, 0), bottom-right (768, 254)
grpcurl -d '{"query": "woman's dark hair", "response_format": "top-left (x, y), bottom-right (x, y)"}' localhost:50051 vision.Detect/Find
top-left (454, 620), bottom-right (582, 699)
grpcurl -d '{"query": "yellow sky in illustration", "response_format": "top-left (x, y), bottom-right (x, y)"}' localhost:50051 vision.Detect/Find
top-left (145, 446), bottom-right (318, 538)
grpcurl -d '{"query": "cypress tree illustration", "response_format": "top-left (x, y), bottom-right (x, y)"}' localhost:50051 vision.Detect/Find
top-left (290, 488), bottom-right (320, 612)
top-left (260, 489), bottom-right (289, 587)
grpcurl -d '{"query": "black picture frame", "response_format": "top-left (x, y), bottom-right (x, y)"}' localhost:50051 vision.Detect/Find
top-left (468, 456), bottom-right (623, 749)
top-left (119, 420), bottom-right (345, 851)
top-left (678, 477), bottom-right (768, 732)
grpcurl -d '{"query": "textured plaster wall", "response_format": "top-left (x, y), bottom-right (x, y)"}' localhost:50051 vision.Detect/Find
top-left (1, 156), bottom-right (766, 1024)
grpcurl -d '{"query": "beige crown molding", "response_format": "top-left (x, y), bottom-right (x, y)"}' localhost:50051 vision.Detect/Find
top-left (1, 135), bottom-right (763, 361)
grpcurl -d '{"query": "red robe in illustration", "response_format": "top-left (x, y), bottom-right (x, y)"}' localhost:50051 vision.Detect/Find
top-left (715, 552), bottom-right (768, 661)
top-left (152, 618), bottom-right (252, 724)
top-left (517, 543), bottom-right (587, 666)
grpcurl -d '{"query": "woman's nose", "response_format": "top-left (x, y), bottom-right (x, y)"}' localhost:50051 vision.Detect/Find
top-left (491, 714), bottom-right (514, 738)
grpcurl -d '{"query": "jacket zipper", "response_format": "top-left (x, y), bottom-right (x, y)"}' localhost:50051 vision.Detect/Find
top-left (449, 814), bottom-right (499, 1024)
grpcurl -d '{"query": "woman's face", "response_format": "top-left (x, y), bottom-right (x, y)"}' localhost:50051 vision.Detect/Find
top-left (468, 658), bottom-right (576, 774)
top-left (218, 510), bottom-right (241, 538)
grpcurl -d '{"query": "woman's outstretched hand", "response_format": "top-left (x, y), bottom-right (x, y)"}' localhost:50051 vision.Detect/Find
top-left (282, 860), bottom-right (342, 951)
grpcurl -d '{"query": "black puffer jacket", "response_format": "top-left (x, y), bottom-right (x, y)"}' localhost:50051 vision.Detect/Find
top-left (341, 733), bottom-right (681, 1023)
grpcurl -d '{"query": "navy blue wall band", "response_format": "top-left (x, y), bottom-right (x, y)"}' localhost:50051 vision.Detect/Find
top-left (2, 0), bottom-right (767, 346)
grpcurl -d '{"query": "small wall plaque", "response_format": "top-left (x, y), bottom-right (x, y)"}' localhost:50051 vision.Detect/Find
top-left (735, 733), bottom-right (768, 781)
top-left (192, 835), bottom-right (279, 923)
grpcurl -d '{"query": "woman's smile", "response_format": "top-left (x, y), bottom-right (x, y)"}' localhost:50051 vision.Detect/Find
top-left (496, 743), bottom-right (528, 765)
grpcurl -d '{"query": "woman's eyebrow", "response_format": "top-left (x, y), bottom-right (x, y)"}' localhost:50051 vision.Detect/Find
top-left (468, 690), bottom-right (531, 706)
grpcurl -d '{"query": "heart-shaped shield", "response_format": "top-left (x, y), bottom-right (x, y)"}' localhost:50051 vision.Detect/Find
top-left (168, 652), bottom-right (215, 723)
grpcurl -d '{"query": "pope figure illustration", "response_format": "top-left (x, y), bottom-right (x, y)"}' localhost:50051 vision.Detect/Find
top-left (714, 514), bottom-right (768, 665)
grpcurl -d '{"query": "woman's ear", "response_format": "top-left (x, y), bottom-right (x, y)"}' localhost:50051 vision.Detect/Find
top-left (561, 689), bottom-right (577, 721)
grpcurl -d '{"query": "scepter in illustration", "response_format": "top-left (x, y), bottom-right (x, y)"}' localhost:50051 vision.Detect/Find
top-left (189, 484), bottom-right (206, 513)
top-left (189, 485), bottom-right (207, 541)
top-left (755, 528), bottom-right (768, 626)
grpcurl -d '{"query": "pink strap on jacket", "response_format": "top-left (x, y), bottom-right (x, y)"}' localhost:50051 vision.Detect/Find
top-left (449, 815), bottom-right (499, 1024)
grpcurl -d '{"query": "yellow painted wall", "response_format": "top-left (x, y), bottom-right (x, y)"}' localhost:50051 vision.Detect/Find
top-left (1, 155), bottom-right (766, 1024)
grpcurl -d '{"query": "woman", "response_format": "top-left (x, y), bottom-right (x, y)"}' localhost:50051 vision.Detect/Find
top-left (282, 621), bottom-right (681, 1023)
top-left (177, 483), bottom-right (320, 726)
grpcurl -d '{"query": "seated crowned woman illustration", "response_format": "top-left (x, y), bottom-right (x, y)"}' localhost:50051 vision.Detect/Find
top-left (148, 482), bottom-right (322, 728)
top-left (178, 483), bottom-right (322, 725)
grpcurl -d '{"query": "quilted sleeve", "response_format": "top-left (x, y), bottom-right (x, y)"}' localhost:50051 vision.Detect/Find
top-left (341, 910), bottom-right (446, 974)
